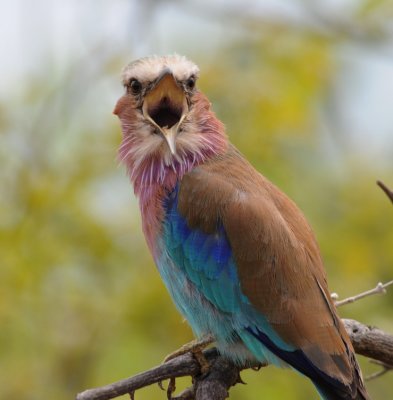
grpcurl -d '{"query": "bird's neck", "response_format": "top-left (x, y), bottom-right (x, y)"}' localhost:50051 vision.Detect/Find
top-left (124, 101), bottom-right (228, 253)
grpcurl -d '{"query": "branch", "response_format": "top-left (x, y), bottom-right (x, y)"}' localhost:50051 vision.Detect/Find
top-left (76, 318), bottom-right (393, 400)
top-left (343, 319), bottom-right (393, 366)
top-left (75, 350), bottom-right (209, 400)
top-left (334, 280), bottom-right (393, 307)
top-left (377, 180), bottom-right (393, 205)
top-left (76, 349), bottom-right (242, 400)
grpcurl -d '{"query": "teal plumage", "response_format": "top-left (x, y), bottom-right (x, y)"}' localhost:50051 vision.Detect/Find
top-left (114, 55), bottom-right (370, 399)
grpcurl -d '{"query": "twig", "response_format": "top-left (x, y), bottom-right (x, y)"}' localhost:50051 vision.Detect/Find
top-left (365, 360), bottom-right (393, 381)
top-left (76, 319), bottom-right (393, 400)
top-left (365, 367), bottom-right (391, 381)
top-left (334, 182), bottom-right (393, 306)
top-left (335, 280), bottom-right (393, 307)
top-left (377, 180), bottom-right (393, 204)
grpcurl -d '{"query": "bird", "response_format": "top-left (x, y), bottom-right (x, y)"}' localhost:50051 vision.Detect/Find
top-left (114, 54), bottom-right (370, 400)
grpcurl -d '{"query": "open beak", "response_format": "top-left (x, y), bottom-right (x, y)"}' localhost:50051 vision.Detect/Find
top-left (142, 70), bottom-right (188, 155)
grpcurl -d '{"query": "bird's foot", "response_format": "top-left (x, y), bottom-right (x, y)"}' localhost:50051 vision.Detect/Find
top-left (158, 377), bottom-right (176, 399)
top-left (158, 335), bottom-right (214, 396)
top-left (163, 334), bottom-right (214, 375)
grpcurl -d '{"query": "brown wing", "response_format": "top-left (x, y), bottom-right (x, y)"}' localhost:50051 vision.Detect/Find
top-left (179, 145), bottom-right (364, 394)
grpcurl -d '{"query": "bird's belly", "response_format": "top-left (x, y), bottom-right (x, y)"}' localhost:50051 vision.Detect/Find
top-left (155, 243), bottom-right (264, 365)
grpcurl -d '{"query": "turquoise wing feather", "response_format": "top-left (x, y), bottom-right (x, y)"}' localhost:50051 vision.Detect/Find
top-left (163, 184), bottom-right (243, 314)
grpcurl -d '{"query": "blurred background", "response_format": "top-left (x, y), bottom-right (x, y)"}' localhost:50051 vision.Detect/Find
top-left (1, 0), bottom-right (393, 399)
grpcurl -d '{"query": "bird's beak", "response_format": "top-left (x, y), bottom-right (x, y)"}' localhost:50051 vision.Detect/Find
top-left (142, 70), bottom-right (188, 155)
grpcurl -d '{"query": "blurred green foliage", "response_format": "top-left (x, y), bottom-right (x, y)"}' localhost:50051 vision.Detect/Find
top-left (1, 2), bottom-right (392, 399)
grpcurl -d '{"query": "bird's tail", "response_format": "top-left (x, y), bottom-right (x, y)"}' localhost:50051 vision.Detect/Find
top-left (315, 379), bottom-right (370, 400)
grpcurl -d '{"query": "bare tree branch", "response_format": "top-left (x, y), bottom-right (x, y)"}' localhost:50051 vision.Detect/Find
top-left (75, 349), bottom-right (242, 400)
top-left (76, 318), bottom-right (393, 400)
top-left (75, 350), bottom-right (208, 400)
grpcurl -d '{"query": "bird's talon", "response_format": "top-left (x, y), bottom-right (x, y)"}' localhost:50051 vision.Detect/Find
top-left (192, 350), bottom-right (210, 376)
top-left (163, 335), bottom-right (214, 364)
top-left (166, 377), bottom-right (176, 399)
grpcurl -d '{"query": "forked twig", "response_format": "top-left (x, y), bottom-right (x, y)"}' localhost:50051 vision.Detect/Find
top-left (333, 181), bottom-right (393, 306)
top-left (334, 280), bottom-right (393, 307)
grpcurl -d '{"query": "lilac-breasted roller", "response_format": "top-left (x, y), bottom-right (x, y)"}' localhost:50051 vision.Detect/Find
top-left (114, 55), bottom-right (369, 400)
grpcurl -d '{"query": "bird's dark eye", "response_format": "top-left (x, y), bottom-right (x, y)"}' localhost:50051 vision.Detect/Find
top-left (186, 76), bottom-right (196, 90)
top-left (129, 79), bottom-right (142, 95)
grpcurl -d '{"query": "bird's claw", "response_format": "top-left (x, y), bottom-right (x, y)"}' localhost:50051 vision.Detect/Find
top-left (161, 335), bottom-right (214, 384)
top-left (163, 334), bottom-right (214, 364)
top-left (167, 377), bottom-right (176, 399)
top-left (157, 377), bottom-right (176, 399)
top-left (158, 336), bottom-right (214, 397)
top-left (191, 350), bottom-right (210, 376)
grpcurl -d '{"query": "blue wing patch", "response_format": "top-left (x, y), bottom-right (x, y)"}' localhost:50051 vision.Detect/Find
top-left (163, 184), bottom-right (239, 313)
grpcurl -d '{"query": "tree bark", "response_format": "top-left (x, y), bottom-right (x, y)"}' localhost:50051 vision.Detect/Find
top-left (344, 319), bottom-right (393, 366)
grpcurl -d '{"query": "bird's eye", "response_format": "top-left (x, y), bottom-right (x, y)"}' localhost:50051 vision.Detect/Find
top-left (186, 76), bottom-right (196, 90)
top-left (129, 79), bottom-right (142, 95)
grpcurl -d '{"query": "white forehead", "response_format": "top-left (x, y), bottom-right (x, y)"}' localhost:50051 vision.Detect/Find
top-left (122, 54), bottom-right (200, 85)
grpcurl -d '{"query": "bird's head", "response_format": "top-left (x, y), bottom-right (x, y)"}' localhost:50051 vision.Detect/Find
top-left (114, 55), bottom-right (227, 189)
